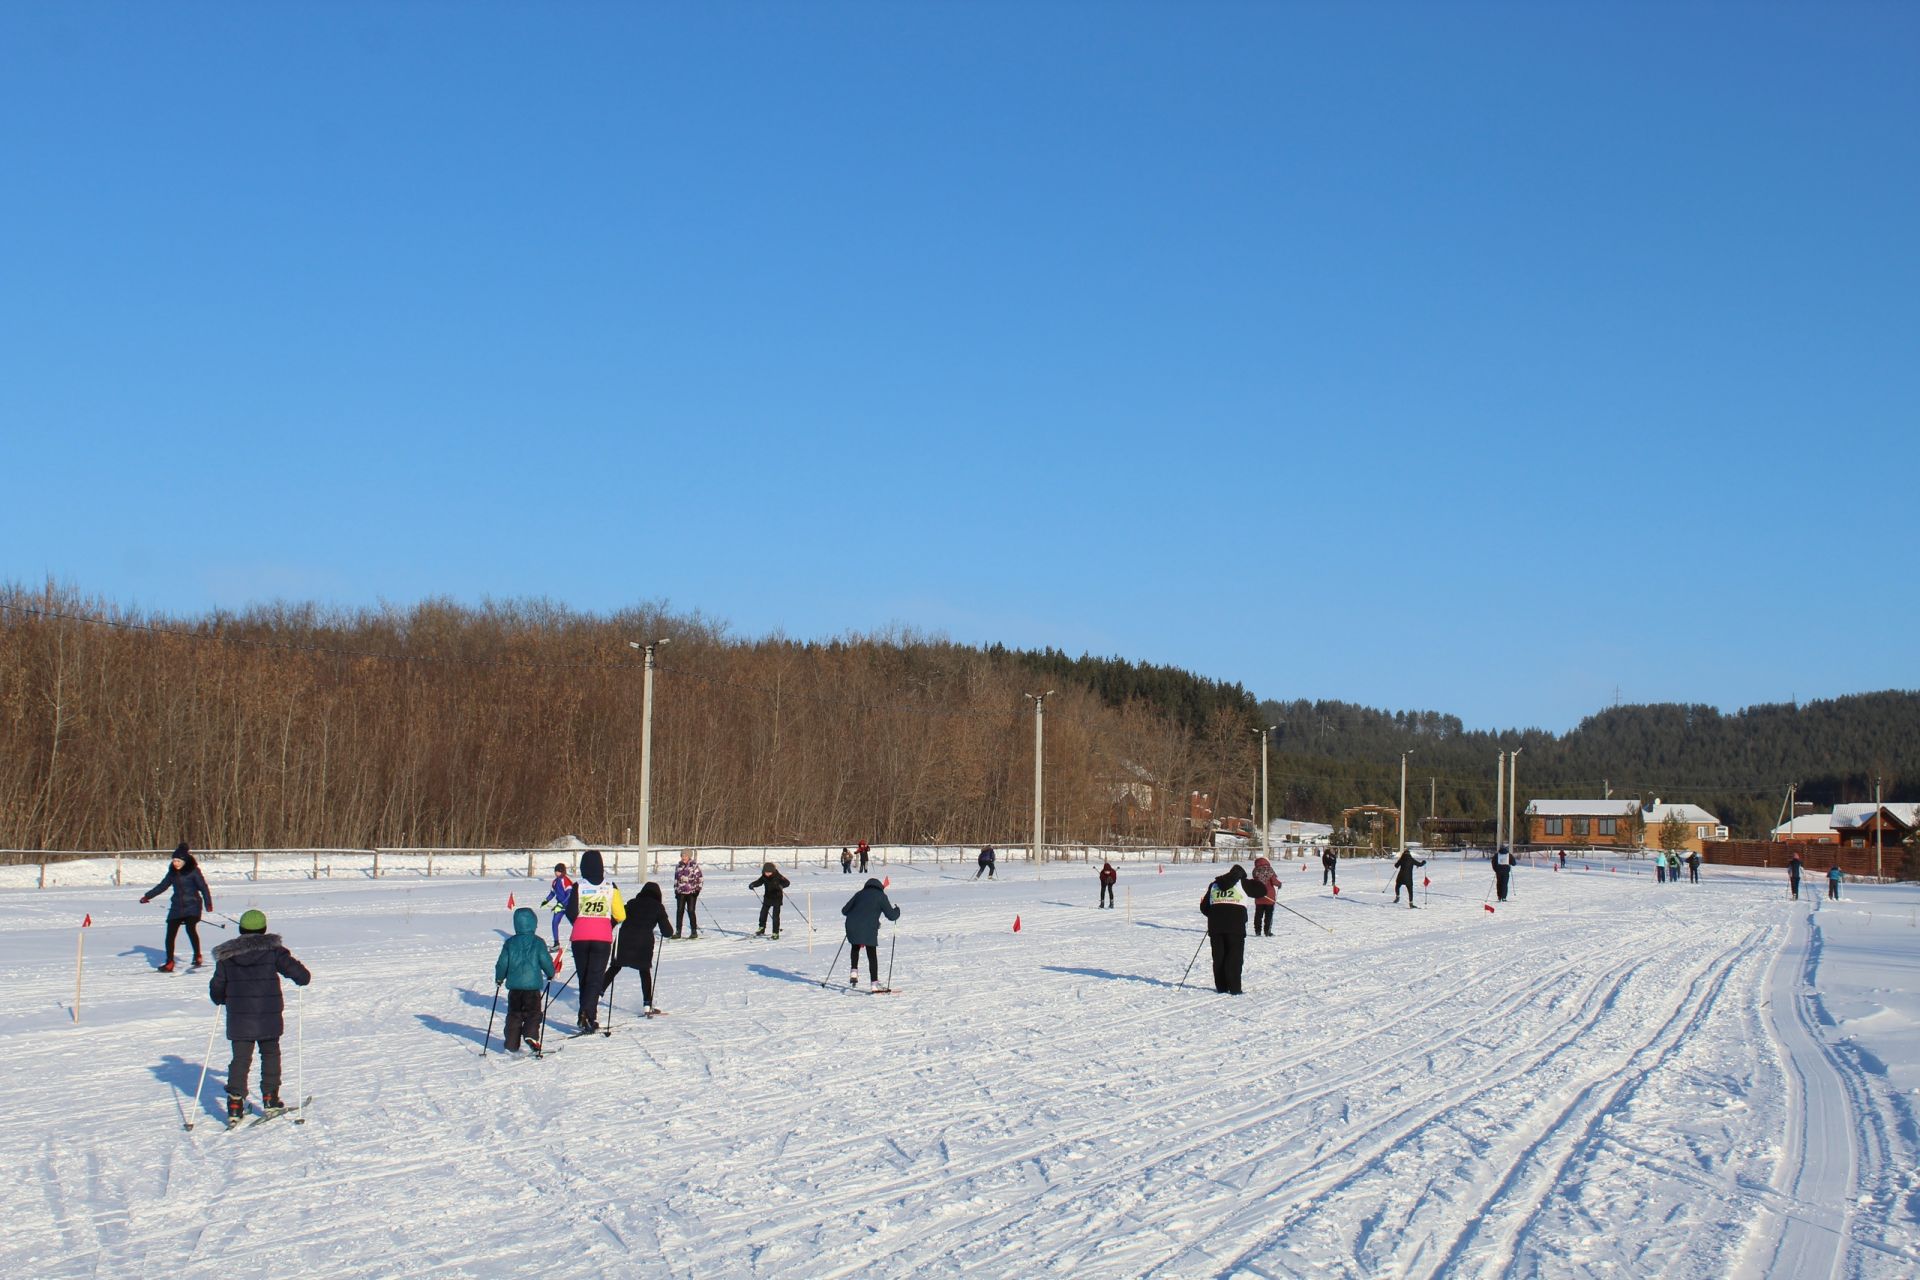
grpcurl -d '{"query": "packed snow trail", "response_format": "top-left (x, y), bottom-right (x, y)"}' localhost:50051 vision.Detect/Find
top-left (1, 856), bottom-right (1916, 1278)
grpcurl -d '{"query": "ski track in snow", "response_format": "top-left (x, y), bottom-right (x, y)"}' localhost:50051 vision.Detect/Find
top-left (2, 858), bottom-right (1917, 1278)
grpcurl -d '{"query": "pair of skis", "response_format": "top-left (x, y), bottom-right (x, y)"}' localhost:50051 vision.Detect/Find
top-left (191, 1094), bottom-right (313, 1132)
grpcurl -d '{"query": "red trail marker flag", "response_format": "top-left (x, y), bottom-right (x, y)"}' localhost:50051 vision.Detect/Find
top-left (1484, 904), bottom-right (1496, 914)
top-left (1013, 915), bottom-right (1022, 933)
top-left (508, 893), bottom-right (516, 910)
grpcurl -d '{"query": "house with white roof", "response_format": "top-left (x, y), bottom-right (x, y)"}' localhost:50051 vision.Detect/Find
top-left (1770, 813), bottom-right (1839, 843)
top-left (1829, 802), bottom-right (1918, 850)
top-left (1525, 798), bottom-right (1726, 853)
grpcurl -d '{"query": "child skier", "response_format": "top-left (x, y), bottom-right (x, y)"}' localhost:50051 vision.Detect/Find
top-left (566, 849), bottom-right (624, 1034)
top-left (976, 845), bottom-right (996, 879)
top-left (857, 840), bottom-right (871, 873)
top-left (209, 909), bottom-right (311, 1125)
top-left (673, 849), bottom-right (704, 939)
top-left (1321, 846), bottom-right (1338, 888)
top-left (1826, 862), bottom-right (1843, 901)
top-left (606, 881), bottom-right (675, 1016)
top-left (538, 862), bottom-right (575, 948)
top-left (1249, 856), bottom-right (1279, 935)
top-left (840, 847), bottom-right (854, 875)
top-left (1787, 852), bottom-right (1804, 899)
top-left (840, 877), bottom-right (900, 988)
top-left (140, 842), bottom-right (214, 971)
top-left (1391, 849), bottom-right (1426, 908)
top-left (748, 862), bottom-right (791, 938)
top-left (1199, 864), bottom-right (1254, 994)
top-left (494, 906), bottom-right (556, 1053)
top-left (1098, 859), bottom-right (1117, 908)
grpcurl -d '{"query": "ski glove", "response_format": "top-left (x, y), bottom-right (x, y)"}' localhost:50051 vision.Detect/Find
top-left (140, 895), bottom-right (152, 903)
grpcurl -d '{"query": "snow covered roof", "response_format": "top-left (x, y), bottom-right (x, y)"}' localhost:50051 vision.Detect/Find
top-left (1527, 799), bottom-right (1639, 818)
top-left (1645, 802), bottom-right (1720, 825)
top-left (546, 834), bottom-right (589, 851)
top-left (1771, 814), bottom-right (1837, 838)
top-left (1831, 802), bottom-right (1919, 830)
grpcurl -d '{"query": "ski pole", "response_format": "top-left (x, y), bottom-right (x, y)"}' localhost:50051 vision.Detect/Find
top-left (540, 970), bottom-right (576, 1036)
top-left (186, 1011), bottom-right (220, 1130)
top-left (649, 944), bottom-right (663, 1015)
top-left (1274, 899), bottom-right (1332, 934)
top-left (1177, 932), bottom-right (1208, 989)
top-left (884, 930), bottom-right (897, 991)
top-left (820, 937), bottom-right (847, 987)
top-left (482, 981), bottom-right (502, 1057)
top-left (295, 984), bottom-right (306, 1123)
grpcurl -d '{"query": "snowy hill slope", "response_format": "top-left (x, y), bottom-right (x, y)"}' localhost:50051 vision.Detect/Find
top-left (2, 856), bottom-right (1915, 1278)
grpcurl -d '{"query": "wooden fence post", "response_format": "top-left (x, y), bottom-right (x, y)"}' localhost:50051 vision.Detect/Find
top-left (373, 849), bottom-right (381, 879)
top-left (253, 849), bottom-right (261, 882)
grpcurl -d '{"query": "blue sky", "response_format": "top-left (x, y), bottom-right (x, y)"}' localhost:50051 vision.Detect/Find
top-left (3, 3), bottom-right (1915, 732)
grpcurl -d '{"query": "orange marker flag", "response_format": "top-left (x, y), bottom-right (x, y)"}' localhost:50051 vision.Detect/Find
top-left (508, 893), bottom-right (516, 909)
top-left (882, 876), bottom-right (890, 889)
top-left (82, 913), bottom-right (92, 928)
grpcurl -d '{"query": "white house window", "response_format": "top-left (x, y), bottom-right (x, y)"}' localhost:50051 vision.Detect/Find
top-left (1573, 818), bottom-right (1590, 836)
top-left (1696, 826), bottom-right (1708, 839)
top-left (1599, 818), bottom-right (1617, 836)
top-left (1546, 818), bottom-right (1564, 836)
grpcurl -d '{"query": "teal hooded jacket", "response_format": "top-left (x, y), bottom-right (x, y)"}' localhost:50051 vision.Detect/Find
top-left (495, 907), bottom-right (557, 991)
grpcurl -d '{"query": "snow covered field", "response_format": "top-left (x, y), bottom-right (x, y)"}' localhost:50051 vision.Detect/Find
top-left (3, 853), bottom-right (1917, 1278)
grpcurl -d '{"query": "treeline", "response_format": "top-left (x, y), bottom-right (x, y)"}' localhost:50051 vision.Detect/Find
top-left (0, 587), bottom-right (1248, 852)
top-left (1256, 695), bottom-right (1920, 839)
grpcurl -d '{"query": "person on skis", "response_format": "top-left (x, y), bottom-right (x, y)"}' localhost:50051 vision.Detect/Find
top-left (538, 862), bottom-right (575, 948)
top-left (1098, 859), bottom-right (1118, 908)
top-left (1787, 851), bottom-right (1804, 900)
top-left (141, 842), bottom-right (214, 971)
top-left (1826, 861), bottom-right (1844, 901)
top-left (1199, 864), bottom-right (1254, 994)
top-left (566, 849), bottom-right (624, 1033)
top-left (1249, 856), bottom-right (1280, 936)
top-left (840, 847), bottom-right (854, 875)
top-left (840, 877), bottom-right (900, 989)
top-left (209, 909), bottom-right (311, 1125)
top-left (857, 840), bottom-right (871, 874)
top-left (1492, 845), bottom-right (1514, 902)
top-left (1321, 845), bottom-right (1338, 888)
top-left (748, 861), bottom-right (791, 938)
top-left (605, 881), bottom-right (675, 1017)
top-left (1391, 848), bottom-right (1426, 908)
top-left (673, 849), bottom-right (704, 939)
top-left (975, 845), bottom-right (996, 880)
top-left (494, 906), bottom-right (556, 1054)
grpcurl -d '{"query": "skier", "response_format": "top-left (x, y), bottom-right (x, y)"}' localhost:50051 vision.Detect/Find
top-left (494, 906), bottom-right (556, 1054)
top-left (1826, 862), bottom-right (1843, 901)
top-left (1321, 846), bottom-right (1338, 889)
top-left (840, 847), bottom-right (854, 875)
top-left (566, 849), bottom-right (624, 1033)
top-left (673, 849), bottom-right (704, 939)
top-left (1687, 851), bottom-right (1701, 884)
top-left (538, 862), bottom-right (575, 948)
top-left (1492, 845), bottom-right (1514, 902)
top-left (1199, 864), bottom-right (1254, 994)
top-left (748, 861), bottom-right (791, 938)
top-left (1787, 851), bottom-right (1804, 900)
top-left (1558, 849), bottom-right (1567, 870)
top-left (140, 843), bottom-right (214, 971)
top-left (209, 909), bottom-right (311, 1125)
top-left (840, 877), bottom-right (900, 989)
top-left (1249, 855), bottom-right (1280, 936)
top-left (605, 881), bottom-right (675, 1017)
top-left (1655, 856), bottom-right (1666, 885)
top-left (857, 840), bottom-right (871, 874)
top-left (1391, 849), bottom-right (1426, 908)
top-left (1097, 859), bottom-right (1117, 908)
top-left (975, 846), bottom-right (996, 880)
top-left (1667, 850), bottom-right (1682, 885)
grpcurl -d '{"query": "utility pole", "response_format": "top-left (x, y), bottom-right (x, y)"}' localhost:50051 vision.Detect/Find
top-left (1399, 749), bottom-right (1415, 852)
top-left (1026, 691), bottom-right (1052, 867)
top-left (1509, 747), bottom-right (1524, 856)
top-left (1255, 725), bottom-right (1276, 861)
top-left (1876, 774), bottom-right (1883, 882)
top-left (1495, 751), bottom-right (1506, 854)
top-left (629, 638), bottom-right (670, 873)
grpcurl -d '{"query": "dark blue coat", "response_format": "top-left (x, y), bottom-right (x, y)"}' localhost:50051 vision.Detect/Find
top-left (979, 847), bottom-right (996, 865)
top-left (209, 932), bottom-right (311, 1041)
top-left (841, 879), bottom-right (900, 946)
top-left (144, 859), bottom-right (213, 921)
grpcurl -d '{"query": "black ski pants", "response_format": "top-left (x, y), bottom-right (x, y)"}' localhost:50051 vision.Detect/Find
top-left (675, 891), bottom-right (700, 937)
top-left (572, 939), bottom-right (612, 1029)
top-left (1494, 866), bottom-right (1511, 902)
top-left (226, 1036), bottom-right (282, 1100)
top-left (1394, 875), bottom-right (1416, 905)
top-left (165, 917), bottom-right (203, 963)
top-left (1323, 864), bottom-right (1335, 886)
top-left (1099, 882), bottom-right (1115, 908)
top-left (1208, 931), bottom-right (1246, 994)
top-left (850, 942), bottom-right (880, 981)
top-left (604, 945), bottom-right (657, 1009)
top-left (976, 863), bottom-right (994, 878)
top-left (1689, 865), bottom-right (1699, 884)
top-left (859, 853), bottom-right (870, 873)
top-left (1252, 903), bottom-right (1274, 935)
top-left (1828, 880), bottom-right (1840, 900)
top-left (758, 896), bottom-right (783, 933)
top-left (1789, 874), bottom-right (1801, 899)
top-left (503, 988), bottom-right (542, 1050)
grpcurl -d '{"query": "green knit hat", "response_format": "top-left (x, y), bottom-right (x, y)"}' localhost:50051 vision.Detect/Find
top-left (239, 909), bottom-right (268, 933)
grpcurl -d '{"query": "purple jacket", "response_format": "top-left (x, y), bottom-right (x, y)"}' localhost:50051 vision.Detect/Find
top-left (674, 860), bottom-right (704, 896)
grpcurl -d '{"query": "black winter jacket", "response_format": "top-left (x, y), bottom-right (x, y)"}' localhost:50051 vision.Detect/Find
top-left (747, 869), bottom-right (791, 902)
top-left (145, 858), bottom-right (213, 921)
top-left (1392, 852), bottom-right (1426, 882)
top-left (841, 879), bottom-right (900, 946)
top-left (209, 932), bottom-right (311, 1041)
top-left (616, 887), bottom-right (675, 959)
top-left (1200, 867), bottom-right (1254, 937)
